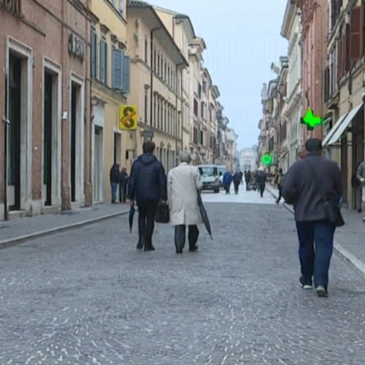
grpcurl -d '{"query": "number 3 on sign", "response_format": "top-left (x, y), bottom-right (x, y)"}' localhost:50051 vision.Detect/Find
top-left (119, 105), bottom-right (138, 130)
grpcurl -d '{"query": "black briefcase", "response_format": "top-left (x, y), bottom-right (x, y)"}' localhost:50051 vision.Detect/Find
top-left (155, 204), bottom-right (170, 224)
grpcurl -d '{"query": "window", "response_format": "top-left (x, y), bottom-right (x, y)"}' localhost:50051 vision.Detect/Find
top-left (157, 53), bottom-right (160, 75)
top-left (203, 80), bottom-right (207, 94)
top-left (100, 38), bottom-right (108, 84)
top-left (201, 102), bottom-right (205, 120)
top-left (198, 82), bottom-right (202, 98)
top-left (91, 29), bottom-right (98, 79)
top-left (153, 95), bottom-right (157, 127)
top-left (330, 0), bottom-right (343, 30)
top-left (194, 99), bottom-right (198, 116)
top-left (153, 48), bottom-right (157, 71)
top-left (144, 90), bottom-right (148, 124)
top-left (164, 62), bottom-right (167, 82)
top-left (144, 37), bottom-right (148, 64)
top-left (112, 49), bottom-right (130, 93)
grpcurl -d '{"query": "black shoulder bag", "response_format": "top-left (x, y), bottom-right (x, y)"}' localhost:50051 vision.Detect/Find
top-left (305, 160), bottom-right (345, 227)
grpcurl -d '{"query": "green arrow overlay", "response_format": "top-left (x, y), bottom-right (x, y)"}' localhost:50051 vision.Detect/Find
top-left (302, 109), bottom-right (322, 129)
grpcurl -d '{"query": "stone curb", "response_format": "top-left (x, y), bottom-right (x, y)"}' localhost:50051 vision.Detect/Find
top-left (0, 210), bottom-right (129, 250)
top-left (266, 186), bottom-right (365, 280)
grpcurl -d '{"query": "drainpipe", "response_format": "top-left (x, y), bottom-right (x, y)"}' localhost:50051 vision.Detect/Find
top-left (176, 63), bottom-right (186, 159)
top-left (150, 27), bottom-right (162, 139)
top-left (3, 75), bottom-right (9, 220)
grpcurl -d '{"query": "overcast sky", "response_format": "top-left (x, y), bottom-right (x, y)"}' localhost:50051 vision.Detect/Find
top-left (150, 0), bottom-right (288, 150)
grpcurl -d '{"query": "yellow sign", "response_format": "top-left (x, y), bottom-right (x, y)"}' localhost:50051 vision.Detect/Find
top-left (119, 105), bottom-right (138, 130)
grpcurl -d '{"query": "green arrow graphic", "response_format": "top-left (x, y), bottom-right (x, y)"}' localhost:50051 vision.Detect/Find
top-left (302, 109), bottom-right (322, 129)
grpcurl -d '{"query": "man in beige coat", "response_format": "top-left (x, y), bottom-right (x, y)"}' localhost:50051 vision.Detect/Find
top-left (168, 151), bottom-right (203, 254)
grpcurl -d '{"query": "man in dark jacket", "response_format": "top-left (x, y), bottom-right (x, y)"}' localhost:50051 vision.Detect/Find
top-left (244, 170), bottom-right (251, 190)
top-left (256, 168), bottom-right (266, 197)
top-left (110, 163), bottom-right (120, 204)
top-left (282, 139), bottom-right (343, 297)
top-left (233, 171), bottom-right (241, 194)
top-left (128, 141), bottom-right (167, 251)
top-left (119, 167), bottom-right (129, 203)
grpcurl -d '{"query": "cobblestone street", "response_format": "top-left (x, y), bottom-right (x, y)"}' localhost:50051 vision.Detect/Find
top-left (1, 192), bottom-right (365, 364)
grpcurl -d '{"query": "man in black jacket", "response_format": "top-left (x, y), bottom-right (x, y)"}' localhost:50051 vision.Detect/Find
top-left (128, 141), bottom-right (167, 251)
top-left (282, 139), bottom-right (343, 297)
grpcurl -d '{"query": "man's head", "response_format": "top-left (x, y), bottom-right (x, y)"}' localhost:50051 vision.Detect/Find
top-left (305, 138), bottom-right (323, 154)
top-left (143, 141), bottom-right (155, 154)
top-left (179, 151), bottom-right (191, 164)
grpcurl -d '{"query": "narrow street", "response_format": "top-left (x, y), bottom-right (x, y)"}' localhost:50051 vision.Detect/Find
top-left (1, 189), bottom-right (365, 365)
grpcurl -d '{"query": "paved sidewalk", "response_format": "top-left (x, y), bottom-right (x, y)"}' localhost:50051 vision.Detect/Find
top-left (0, 204), bottom-right (129, 249)
top-left (267, 185), bottom-right (365, 278)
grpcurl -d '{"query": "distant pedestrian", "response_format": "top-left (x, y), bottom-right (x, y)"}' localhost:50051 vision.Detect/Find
top-left (282, 139), bottom-right (343, 297)
top-left (128, 141), bottom-right (167, 251)
top-left (109, 163), bottom-right (120, 204)
top-left (256, 167), bottom-right (266, 197)
top-left (168, 151), bottom-right (203, 254)
top-left (119, 167), bottom-right (129, 203)
top-left (233, 171), bottom-right (241, 194)
top-left (274, 168), bottom-right (284, 204)
top-left (356, 161), bottom-right (365, 219)
top-left (244, 170), bottom-right (251, 190)
top-left (223, 171), bottom-right (233, 194)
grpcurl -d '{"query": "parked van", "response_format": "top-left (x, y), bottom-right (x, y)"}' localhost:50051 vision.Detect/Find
top-left (197, 165), bottom-right (219, 193)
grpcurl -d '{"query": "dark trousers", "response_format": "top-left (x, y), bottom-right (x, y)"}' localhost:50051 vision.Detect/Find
top-left (174, 225), bottom-right (199, 251)
top-left (234, 182), bottom-right (240, 194)
top-left (137, 200), bottom-right (158, 247)
top-left (296, 220), bottom-right (336, 288)
top-left (245, 180), bottom-right (250, 190)
top-left (224, 183), bottom-right (231, 194)
top-left (119, 184), bottom-right (127, 203)
top-left (276, 184), bottom-right (282, 203)
top-left (258, 183), bottom-right (265, 197)
top-left (111, 183), bottom-right (118, 203)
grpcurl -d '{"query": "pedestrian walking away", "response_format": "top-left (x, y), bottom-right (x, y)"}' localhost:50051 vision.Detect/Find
top-left (256, 167), bottom-right (266, 197)
top-left (168, 151), bottom-right (203, 254)
top-left (223, 171), bottom-right (233, 194)
top-left (244, 170), bottom-right (251, 191)
top-left (109, 163), bottom-right (120, 204)
top-left (128, 141), bottom-right (167, 251)
top-left (282, 138), bottom-right (343, 297)
top-left (356, 160), bottom-right (365, 220)
top-left (274, 168), bottom-right (284, 204)
top-left (233, 171), bottom-right (241, 194)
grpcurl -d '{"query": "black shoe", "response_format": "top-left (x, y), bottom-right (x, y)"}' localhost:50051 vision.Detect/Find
top-left (176, 248), bottom-right (183, 254)
top-left (358, 209), bottom-right (362, 213)
top-left (144, 245), bottom-right (155, 252)
top-left (316, 286), bottom-right (328, 297)
top-left (299, 276), bottom-right (313, 290)
top-left (189, 246), bottom-right (198, 252)
top-left (136, 240), bottom-right (144, 250)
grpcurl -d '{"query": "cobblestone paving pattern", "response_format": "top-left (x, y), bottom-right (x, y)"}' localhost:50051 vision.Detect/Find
top-left (0, 203), bottom-right (365, 365)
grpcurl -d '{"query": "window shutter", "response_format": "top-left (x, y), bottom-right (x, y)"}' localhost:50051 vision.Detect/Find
top-left (337, 38), bottom-right (342, 81)
top-left (100, 40), bottom-right (106, 83)
top-left (122, 54), bottom-right (131, 94)
top-left (112, 49), bottom-right (123, 90)
top-left (349, 6), bottom-right (363, 66)
top-left (324, 66), bottom-right (329, 102)
top-left (345, 23), bottom-right (350, 72)
top-left (91, 31), bottom-right (98, 79)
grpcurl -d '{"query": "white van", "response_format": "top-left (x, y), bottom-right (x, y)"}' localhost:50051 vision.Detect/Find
top-left (198, 165), bottom-right (219, 193)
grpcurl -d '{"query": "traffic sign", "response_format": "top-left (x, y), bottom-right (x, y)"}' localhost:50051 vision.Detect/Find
top-left (119, 105), bottom-right (138, 130)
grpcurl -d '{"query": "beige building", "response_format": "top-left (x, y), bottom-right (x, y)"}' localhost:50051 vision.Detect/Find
top-left (90, 0), bottom-right (131, 204)
top-left (153, 6), bottom-right (196, 152)
top-left (126, 1), bottom-right (188, 171)
top-left (322, 0), bottom-right (365, 210)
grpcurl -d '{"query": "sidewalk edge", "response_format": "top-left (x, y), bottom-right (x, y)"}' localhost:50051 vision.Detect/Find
top-left (266, 186), bottom-right (365, 279)
top-left (0, 210), bottom-right (129, 250)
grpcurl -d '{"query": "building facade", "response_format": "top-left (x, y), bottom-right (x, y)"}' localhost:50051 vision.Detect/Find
top-left (0, 0), bottom-right (91, 221)
top-left (126, 1), bottom-right (188, 172)
top-left (281, 0), bottom-right (303, 167)
top-left (322, 0), bottom-right (365, 210)
top-left (297, 0), bottom-right (328, 151)
top-left (90, 0), bottom-right (130, 204)
top-left (240, 148), bottom-right (256, 171)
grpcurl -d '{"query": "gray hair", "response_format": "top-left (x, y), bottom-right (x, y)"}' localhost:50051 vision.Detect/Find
top-left (179, 151), bottom-right (192, 163)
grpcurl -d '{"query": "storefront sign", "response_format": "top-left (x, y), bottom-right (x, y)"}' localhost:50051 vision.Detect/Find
top-left (119, 105), bottom-right (138, 130)
top-left (68, 33), bottom-right (85, 62)
top-left (0, 0), bottom-right (22, 15)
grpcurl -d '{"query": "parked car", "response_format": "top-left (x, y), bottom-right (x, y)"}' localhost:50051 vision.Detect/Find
top-left (198, 165), bottom-right (220, 193)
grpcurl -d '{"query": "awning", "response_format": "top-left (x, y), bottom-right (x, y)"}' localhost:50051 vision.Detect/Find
top-left (327, 103), bottom-right (363, 146)
top-left (322, 113), bottom-right (348, 146)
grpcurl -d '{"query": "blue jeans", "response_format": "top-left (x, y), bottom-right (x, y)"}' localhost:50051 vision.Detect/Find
top-left (111, 183), bottom-right (118, 203)
top-left (296, 220), bottom-right (336, 288)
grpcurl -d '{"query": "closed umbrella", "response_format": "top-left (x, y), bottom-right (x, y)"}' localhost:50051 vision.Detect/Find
top-left (129, 204), bottom-right (135, 233)
top-left (197, 192), bottom-right (213, 240)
